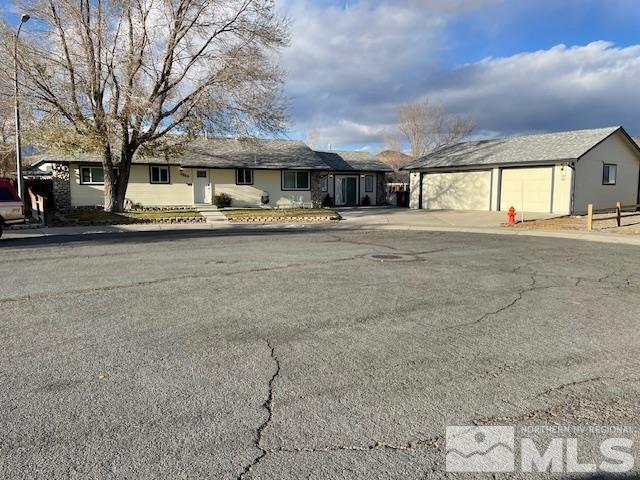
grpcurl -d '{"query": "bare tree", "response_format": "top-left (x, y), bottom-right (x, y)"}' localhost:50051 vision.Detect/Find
top-left (306, 127), bottom-right (320, 149)
top-left (2, 0), bottom-right (289, 211)
top-left (397, 99), bottom-right (475, 159)
top-left (381, 128), bottom-right (402, 153)
top-left (377, 150), bottom-right (411, 172)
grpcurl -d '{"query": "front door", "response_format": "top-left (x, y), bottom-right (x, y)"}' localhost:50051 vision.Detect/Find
top-left (193, 169), bottom-right (210, 204)
top-left (336, 176), bottom-right (359, 206)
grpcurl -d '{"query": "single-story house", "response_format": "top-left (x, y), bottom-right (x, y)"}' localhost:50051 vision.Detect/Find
top-left (36, 138), bottom-right (391, 210)
top-left (403, 126), bottom-right (640, 215)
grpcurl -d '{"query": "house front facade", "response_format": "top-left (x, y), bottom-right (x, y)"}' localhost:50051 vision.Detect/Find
top-left (404, 126), bottom-right (640, 215)
top-left (42, 138), bottom-right (391, 210)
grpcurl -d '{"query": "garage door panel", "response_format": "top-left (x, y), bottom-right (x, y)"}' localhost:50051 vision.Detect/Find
top-left (500, 167), bottom-right (552, 213)
top-left (422, 171), bottom-right (491, 210)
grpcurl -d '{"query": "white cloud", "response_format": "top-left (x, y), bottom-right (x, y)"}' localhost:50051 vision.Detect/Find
top-left (278, 0), bottom-right (502, 147)
top-left (277, 1), bottom-right (640, 148)
top-left (433, 41), bottom-right (640, 135)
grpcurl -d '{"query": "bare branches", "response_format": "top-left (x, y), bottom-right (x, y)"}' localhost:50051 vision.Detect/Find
top-left (397, 98), bottom-right (475, 159)
top-left (4, 0), bottom-right (289, 211)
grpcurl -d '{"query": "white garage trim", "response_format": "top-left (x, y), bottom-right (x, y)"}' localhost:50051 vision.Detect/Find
top-left (421, 170), bottom-right (492, 211)
top-left (499, 166), bottom-right (554, 213)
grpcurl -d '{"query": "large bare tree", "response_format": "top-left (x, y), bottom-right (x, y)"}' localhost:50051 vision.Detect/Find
top-left (397, 99), bottom-right (475, 159)
top-left (3, 0), bottom-right (288, 211)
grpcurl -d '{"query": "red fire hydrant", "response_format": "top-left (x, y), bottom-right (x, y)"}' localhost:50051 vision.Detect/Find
top-left (507, 206), bottom-right (517, 225)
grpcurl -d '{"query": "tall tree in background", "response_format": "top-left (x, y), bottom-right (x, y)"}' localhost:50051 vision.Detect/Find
top-left (397, 99), bottom-right (475, 159)
top-left (3, 0), bottom-right (289, 211)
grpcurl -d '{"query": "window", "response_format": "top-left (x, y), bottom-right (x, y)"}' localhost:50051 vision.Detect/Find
top-left (0, 187), bottom-right (14, 201)
top-left (282, 171), bottom-right (310, 190)
top-left (80, 166), bottom-right (105, 185)
top-left (320, 174), bottom-right (328, 192)
top-left (603, 164), bottom-right (617, 185)
top-left (196, 170), bottom-right (207, 178)
top-left (236, 168), bottom-right (253, 185)
top-left (150, 165), bottom-right (170, 184)
top-left (364, 175), bottom-right (374, 192)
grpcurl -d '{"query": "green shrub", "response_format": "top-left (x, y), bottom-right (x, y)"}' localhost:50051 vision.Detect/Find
top-left (362, 195), bottom-right (371, 206)
top-left (321, 194), bottom-right (334, 207)
top-left (213, 193), bottom-right (232, 208)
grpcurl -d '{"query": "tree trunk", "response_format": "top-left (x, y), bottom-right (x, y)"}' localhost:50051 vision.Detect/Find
top-left (102, 146), bottom-right (118, 212)
top-left (114, 145), bottom-right (134, 212)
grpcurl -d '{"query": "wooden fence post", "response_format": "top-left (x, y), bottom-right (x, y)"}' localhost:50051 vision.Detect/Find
top-left (587, 204), bottom-right (593, 231)
top-left (616, 201), bottom-right (622, 227)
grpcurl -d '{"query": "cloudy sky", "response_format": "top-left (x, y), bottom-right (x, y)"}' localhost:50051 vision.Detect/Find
top-left (276, 0), bottom-right (640, 150)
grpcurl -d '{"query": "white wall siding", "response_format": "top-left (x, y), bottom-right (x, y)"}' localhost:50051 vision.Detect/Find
top-left (212, 169), bottom-right (312, 208)
top-left (552, 164), bottom-right (572, 214)
top-left (70, 164), bottom-right (193, 207)
top-left (409, 172), bottom-right (421, 209)
top-left (573, 131), bottom-right (640, 214)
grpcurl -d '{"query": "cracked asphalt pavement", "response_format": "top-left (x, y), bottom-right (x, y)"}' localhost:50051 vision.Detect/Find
top-left (2, 229), bottom-right (640, 479)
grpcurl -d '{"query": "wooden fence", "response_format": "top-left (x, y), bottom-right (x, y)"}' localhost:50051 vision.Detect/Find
top-left (587, 202), bottom-right (640, 231)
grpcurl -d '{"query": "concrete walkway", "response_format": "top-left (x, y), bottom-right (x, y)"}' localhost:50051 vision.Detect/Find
top-left (195, 205), bottom-right (228, 224)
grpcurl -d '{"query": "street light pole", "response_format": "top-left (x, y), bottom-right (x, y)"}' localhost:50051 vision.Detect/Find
top-left (14, 14), bottom-right (30, 202)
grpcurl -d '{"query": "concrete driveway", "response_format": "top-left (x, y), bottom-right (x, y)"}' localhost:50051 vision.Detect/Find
top-left (338, 206), bottom-right (559, 228)
top-left (2, 229), bottom-right (640, 479)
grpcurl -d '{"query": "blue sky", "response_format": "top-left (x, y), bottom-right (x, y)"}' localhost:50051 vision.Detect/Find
top-left (3, 0), bottom-right (640, 150)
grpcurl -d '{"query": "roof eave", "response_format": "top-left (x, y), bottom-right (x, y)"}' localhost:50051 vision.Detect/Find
top-left (405, 158), bottom-right (578, 172)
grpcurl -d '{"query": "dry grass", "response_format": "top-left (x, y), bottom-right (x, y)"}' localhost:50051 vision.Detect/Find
top-left (62, 209), bottom-right (202, 223)
top-left (510, 211), bottom-right (640, 234)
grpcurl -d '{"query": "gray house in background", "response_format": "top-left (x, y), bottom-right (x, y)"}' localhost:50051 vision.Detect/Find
top-left (404, 126), bottom-right (640, 214)
top-left (33, 138), bottom-right (391, 210)
top-left (315, 151), bottom-right (392, 206)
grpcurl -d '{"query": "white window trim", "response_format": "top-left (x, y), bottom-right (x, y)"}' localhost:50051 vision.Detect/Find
top-left (79, 166), bottom-right (105, 185)
top-left (150, 165), bottom-right (170, 184)
top-left (282, 170), bottom-right (311, 191)
top-left (602, 163), bottom-right (617, 186)
top-left (236, 168), bottom-right (253, 185)
top-left (364, 175), bottom-right (374, 193)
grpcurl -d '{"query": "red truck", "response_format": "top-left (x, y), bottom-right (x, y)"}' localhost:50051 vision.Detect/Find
top-left (0, 179), bottom-right (25, 238)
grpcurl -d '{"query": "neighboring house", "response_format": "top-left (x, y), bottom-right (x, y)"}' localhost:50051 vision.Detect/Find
top-left (315, 150), bottom-right (392, 206)
top-left (404, 126), bottom-right (640, 215)
top-left (36, 138), bottom-right (390, 210)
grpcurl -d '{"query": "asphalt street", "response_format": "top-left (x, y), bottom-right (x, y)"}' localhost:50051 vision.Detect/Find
top-left (1, 229), bottom-right (640, 479)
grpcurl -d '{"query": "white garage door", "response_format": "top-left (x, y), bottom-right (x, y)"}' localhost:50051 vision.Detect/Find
top-left (500, 167), bottom-right (553, 213)
top-left (422, 171), bottom-right (492, 210)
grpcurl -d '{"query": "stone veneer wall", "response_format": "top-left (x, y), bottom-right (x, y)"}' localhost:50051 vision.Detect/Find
top-left (52, 163), bottom-right (71, 211)
top-left (376, 173), bottom-right (387, 205)
top-left (310, 171), bottom-right (324, 207)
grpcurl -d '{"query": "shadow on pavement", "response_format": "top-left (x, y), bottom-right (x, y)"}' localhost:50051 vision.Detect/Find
top-left (0, 226), bottom-right (331, 249)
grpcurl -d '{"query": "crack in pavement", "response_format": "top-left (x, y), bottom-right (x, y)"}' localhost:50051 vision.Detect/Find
top-left (268, 436), bottom-right (443, 455)
top-left (443, 274), bottom-right (538, 330)
top-left (535, 376), bottom-right (610, 398)
top-left (239, 341), bottom-right (280, 480)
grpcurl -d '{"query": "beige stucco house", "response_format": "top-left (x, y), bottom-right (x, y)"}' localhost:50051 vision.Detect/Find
top-left (39, 138), bottom-right (391, 210)
top-left (404, 126), bottom-right (640, 215)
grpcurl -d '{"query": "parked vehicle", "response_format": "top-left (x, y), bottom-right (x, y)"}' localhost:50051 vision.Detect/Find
top-left (0, 179), bottom-right (25, 238)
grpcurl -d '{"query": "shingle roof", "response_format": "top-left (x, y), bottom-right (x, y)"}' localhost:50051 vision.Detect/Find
top-left (315, 150), bottom-right (392, 172)
top-left (179, 138), bottom-right (327, 170)
top-left (404, 126), bottom-right (626, 170)
top-left (39, 137), bottom-right (328, 170)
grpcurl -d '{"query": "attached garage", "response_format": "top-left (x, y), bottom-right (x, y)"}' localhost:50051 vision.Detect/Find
top-left (499, 167), bottom-right (553, 213)
top-left (422, 170), bottom-right (492, 210)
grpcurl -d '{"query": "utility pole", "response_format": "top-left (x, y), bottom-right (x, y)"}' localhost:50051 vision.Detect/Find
top-left (14, 14), bottom-right (30, 202)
